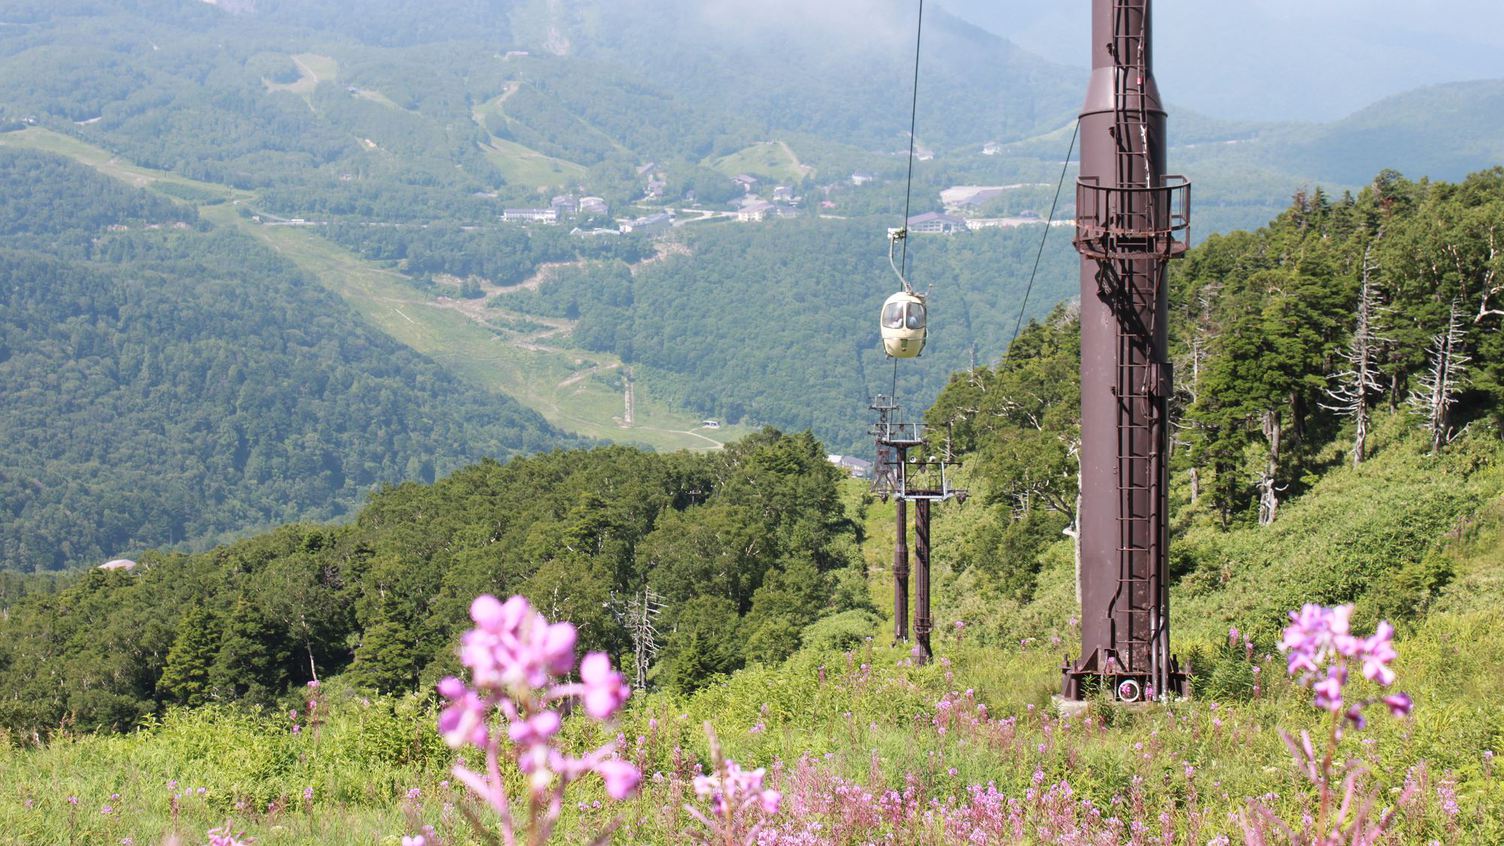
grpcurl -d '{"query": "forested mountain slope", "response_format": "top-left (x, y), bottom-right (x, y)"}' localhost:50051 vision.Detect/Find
top-left (0, 149), bottom-right (568, 571)
top-left (2, 0), bottom-right (1503, 572)
top-left (0, 431), bottom-right (863, 733)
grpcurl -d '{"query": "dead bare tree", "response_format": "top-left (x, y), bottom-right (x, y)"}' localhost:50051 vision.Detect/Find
top-left (1408, 300), bottom-right (1471, 453)
top-left (1257, 409), bottom-right (1283, 526)
top-left (1322, 244), bottom-right (1386, 467)
top-left (610, 587), bottom-right (665, 690)
top-left (1471, 225), bottom-right (1501, 324)
top-left (1178, 284), bottom-right (1218, 503)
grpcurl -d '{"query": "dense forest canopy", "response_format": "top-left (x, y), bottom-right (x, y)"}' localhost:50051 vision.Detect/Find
top-left (0, 149), bottom-right (569, 571)
top-left (0, 431), bottom-right (866, 734)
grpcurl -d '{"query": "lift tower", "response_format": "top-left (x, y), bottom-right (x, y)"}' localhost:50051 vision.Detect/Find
top-left (1063, 0), bottom-right (1191, 701)
top-left (871, 395), bottom-right (965, 663)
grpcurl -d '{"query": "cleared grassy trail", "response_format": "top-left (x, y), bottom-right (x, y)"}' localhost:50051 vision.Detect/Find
top-left (211, 208), bottom-right (739, 451)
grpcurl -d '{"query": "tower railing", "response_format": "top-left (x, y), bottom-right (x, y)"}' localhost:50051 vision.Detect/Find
top-left (1073, 176), bottom-right (1191, 261)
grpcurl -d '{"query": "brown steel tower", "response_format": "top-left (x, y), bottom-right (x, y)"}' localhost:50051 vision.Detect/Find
top-left (1062, 0), bottom-right (1191, 702)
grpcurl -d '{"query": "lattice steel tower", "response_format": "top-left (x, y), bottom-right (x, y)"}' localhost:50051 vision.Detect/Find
top-left (1062, 0), bottom-right (1191, 702)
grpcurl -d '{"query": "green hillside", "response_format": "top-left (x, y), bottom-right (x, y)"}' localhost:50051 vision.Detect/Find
top-left (1, 411), bottom-right (1501, 843)
top-left (919, 170), bottom-right (1504, 680)
top-left (2, 3), bottom-right (1504, 844)
top-left (1290, 80), bottom-right (1504, 184)
top-left (3, 1), bottom-right (1504, 570)
top-left (0, 148), bottom-right (568, 571)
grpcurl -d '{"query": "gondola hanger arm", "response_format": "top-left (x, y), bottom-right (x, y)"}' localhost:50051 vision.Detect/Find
top-left (888, 228), bottom-right (914, 295)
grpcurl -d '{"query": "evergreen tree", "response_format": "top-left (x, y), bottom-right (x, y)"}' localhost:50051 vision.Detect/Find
top-left (208, 597), bottom-right (291, 703)
top-left (657, 595), bottom-right (743, 693)
top-left (347, 619), bottom-right (420, 694)
top-left (156, 607), bottom-right (220, 707)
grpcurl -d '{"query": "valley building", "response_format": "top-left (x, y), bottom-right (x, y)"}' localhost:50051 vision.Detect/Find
top-left (737, 200), bottom-right (775, 223)
top-left (826, 454), bottom-right (874, 479)
top-left (906, 211), bottom-right (968, 235)
top-left (620, 212), bottom-right (673, 236)
top-left (503, 208), bottom-right (559, 224)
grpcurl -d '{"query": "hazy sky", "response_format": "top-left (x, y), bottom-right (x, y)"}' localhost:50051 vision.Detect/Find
top-left (946, 0), bottom-right (1504, 122)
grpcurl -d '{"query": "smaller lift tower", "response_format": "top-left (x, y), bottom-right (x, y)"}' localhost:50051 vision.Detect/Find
top-left (871, 395), bottom-right (965, 663)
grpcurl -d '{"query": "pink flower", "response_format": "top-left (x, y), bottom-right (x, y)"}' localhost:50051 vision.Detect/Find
top-left (1383, 693), bottom-right (1413, 717)
top-left (1345, 704), bottom-right (1367, 730)
top-left (437, 689), bottom-right (489, 749)
top-left (1361, 622), bottom-right (1398, 686)
top-left (542, 622), bottom-right (578, 675)
top-left (580, 652), bottom-right (630, 719)
top-left (462, 596), bottom-right (583, 693)
top-left (760, 788), bottom-right (782, 814)
top-left (438, 595), bottom-right (637, 845)
top-left (469, 594), bottom-right (508, 631)
top-left (207, 825), bottom-right (252, 846)
top-left (695, 761), bottom-right (771, 816)
top-left (401, 837), bottom-right (426, 846)
top-left (596, 758), bottom-right (642, 800)
top-left (306, 679), bottom-right (319, 689)
top-left (507, 710), bottom-right (562, 746)
top-left (1313, 669), bottom-right (1345, 712)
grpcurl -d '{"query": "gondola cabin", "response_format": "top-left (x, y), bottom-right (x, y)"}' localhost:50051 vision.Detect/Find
top-left (880, 291), bottom-right (927, 358)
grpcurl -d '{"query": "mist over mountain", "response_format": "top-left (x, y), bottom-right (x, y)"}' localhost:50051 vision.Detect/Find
top-left (946, 0), bottom-right (1504, 122)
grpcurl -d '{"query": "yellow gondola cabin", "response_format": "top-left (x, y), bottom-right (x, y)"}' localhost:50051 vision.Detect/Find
top-left (880, 291), bottom-right (926, 358)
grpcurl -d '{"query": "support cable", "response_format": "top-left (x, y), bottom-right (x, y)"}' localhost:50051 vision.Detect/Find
top-left (1006, 120), bottom-right (1080, 358)
top-left (898, 0), bottom-right (925, 279)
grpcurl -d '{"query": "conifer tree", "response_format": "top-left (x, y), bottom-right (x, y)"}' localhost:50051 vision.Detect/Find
top-left (156, 607), bottom-right (220, 707)
top-left (347, 618), bottom-right (419, 693)
top-left (208, 597), bottom-right (290, 702)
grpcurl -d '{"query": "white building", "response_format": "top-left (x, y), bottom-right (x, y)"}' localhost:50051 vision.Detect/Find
top-left (503, 208), bottom-right (559, 224)
top-left (737, 200), bottom-right (775, 223)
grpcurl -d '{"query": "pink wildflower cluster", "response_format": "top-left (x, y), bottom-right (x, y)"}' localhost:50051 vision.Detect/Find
top-left (1241, 604), bottom-right (1417, 844)
top-left (693, 762), bottom-right (780, 818)
top-left (206, 824), bottom-right (252, 846)
top-left (1279, 604), bottom-right (1412, 725)
top-left (759, 752), bottom-right (1174, 846)
top-left (684, 724), bottom-right (782, 845)
top-left (436, 594), bottom-right (639, 844)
